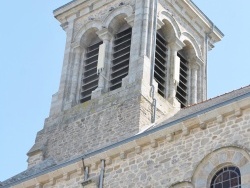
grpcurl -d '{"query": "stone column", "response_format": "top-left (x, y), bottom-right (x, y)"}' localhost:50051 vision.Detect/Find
top-left (190, 60), bottom-right (199, 104)
top-left (69, 44), bottom-right (82, 106)
top-left (91, 28), bottom-right (112, 97)
top-left (193, 57), bottom-right (203, 103)
top-left (168, 38), bottom-right (185, 107)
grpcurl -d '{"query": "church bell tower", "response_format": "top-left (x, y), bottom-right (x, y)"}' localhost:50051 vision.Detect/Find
top-left (27, 0), bottom-right (223, 168)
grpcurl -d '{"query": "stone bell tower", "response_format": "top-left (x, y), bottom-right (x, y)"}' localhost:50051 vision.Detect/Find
top-left (27, 0), bottom-right (223, 168)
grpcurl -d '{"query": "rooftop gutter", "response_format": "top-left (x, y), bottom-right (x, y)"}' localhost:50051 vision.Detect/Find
top-left (2, 88), bottom-right (250, 188)
top-left (188, 0), bottom-right (224, 37)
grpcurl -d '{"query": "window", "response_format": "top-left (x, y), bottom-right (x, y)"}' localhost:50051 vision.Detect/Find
top-left (110, 27), bottom-right (132, 91)
top-left (176, 52), bottom-right (189, 108)
top-left (210, 166), bottom-right (241, 188)
top-left (154, 30), bottom-right (168, 98)
top-left (80, 40), bottom-right (103, 103)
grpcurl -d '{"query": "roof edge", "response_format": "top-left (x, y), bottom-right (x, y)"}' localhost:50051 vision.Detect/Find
top-left (188, 0), bottom-right (224, 37)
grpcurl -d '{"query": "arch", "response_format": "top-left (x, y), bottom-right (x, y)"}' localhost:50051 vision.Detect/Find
top-left (192, 146), bottom-right (250, 188)
top-left (103, 5), bottom-right (133, 33)
top-left (179, 40), bottom-right (196, 61)
top-left (158, 10), bottom-right (182, 39)
top-left (170, 181), bottom-right (194, 188)
top-left (74, 20), bottom-right (103, 44)
top-left (180, 32), bottom-right (202, 58)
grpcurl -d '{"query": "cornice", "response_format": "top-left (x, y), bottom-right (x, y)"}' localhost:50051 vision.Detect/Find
top-left (186, 0), bottom-right (224, 40)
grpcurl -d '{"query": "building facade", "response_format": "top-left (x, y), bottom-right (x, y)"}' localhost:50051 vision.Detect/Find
top-left (1, 0), bottom-right (250, 187)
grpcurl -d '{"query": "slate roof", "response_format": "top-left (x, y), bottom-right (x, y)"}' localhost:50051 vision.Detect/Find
top-left (1, 85), bottom-right (250, 187)
top-left (150, 85), bottom-right (250, 130)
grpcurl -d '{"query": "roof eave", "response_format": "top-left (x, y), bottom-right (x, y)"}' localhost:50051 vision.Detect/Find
top-left (188, 0), bottom-right (224, 42)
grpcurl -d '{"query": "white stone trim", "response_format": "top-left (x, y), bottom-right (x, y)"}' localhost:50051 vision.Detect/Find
top-left (158, 10), bottom-right (182, 38)
top-left (192, 147), bottom-right (250, 188)
top-left (103, 5), bottom-right (134, 29)
top-left (180, 32), bottom-right (202, 59)
top-left (73, 20), bottom-right (103, 43)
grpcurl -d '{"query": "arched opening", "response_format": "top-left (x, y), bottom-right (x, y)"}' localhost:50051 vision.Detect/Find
top-left (154, 19), bottom-right (176, 98)
top-left (154, 29), bottom-right (168, 98)
top-left (79, 28), bottom-right (103, 103)
top-left (109, 14), bottom-right (132, 91)
top-left (210, 166), bottom-right (241, 188)
top-left (176, 41), bottom-right (195, 108)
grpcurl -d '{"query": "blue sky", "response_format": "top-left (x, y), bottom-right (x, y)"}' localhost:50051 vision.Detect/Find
top-left (0, 0), bottom-right (250, 181)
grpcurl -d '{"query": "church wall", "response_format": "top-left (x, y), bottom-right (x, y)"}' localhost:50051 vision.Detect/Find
top-left (22, 107), bottom-right (250, 188)
top-left (100, 108), bottom-right (250, 187)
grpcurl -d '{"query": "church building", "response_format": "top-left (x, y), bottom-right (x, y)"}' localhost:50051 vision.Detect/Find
top-left (1, 0), bottom-right (250, 187)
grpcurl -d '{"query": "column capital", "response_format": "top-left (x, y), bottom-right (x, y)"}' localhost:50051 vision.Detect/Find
top-left (157, 18), bottom-right (164, 30)
top-left (169, 37), bottom-right (185, 51)
top-left (96, 28), bottom-right (112, 41)
top-left (125, 14), bottom-right (135, 27)
top-left (190, 56), bottom-right (203, 69)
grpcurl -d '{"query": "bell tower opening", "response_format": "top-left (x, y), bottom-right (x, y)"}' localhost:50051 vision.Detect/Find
top-left (154, 29), bottom-right (168, 98)
top-left (109, 14), bottom-right (132, 91)
top-left (80, 38), bottom-right (103, 103)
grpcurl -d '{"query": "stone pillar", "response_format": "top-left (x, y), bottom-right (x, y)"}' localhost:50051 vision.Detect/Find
top-left (91, 28), bottom-right (112, 97)
top-left (168, 39), bottom-right (185, 107)
top-left (190, 60), bottom-right (199, 104)
top-left (127, 0), bottom-right (151, 86)
top-left (49, 15), bottom-right (76, 115)
top-left (124, 14), bottom-right (136, 84)
top-left (69, 44), bottom-right (82, 106)
top-left (136, 0), bottom-right (150, 58)
top-left (193, 57), bottom-right (203, 103)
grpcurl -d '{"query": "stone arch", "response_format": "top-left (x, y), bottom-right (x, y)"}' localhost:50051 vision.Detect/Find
top-left (103, 5), bottom-right (133, 34)
top-left (180, 32), bottom-right (202, 58)
top-left (192, 146), bottom-right (250, 188)
top-left (74, 20), bottom-right (103, 44)
top-left (170, 181), bottom-right (194, 188)
top-left (158, 10), bottom-right (182, 39)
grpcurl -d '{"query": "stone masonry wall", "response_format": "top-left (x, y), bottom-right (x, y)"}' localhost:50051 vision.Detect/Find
top-left (37, 107), bottom-right (250, 188)
top-left (101, 108), bottom-right (250, 187)
top-left (28, 80), bottom-right (172, 166)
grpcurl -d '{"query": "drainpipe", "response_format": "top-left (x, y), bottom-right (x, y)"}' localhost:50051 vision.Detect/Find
top-left (98, 159), bottom-right (105, 188)
top-left (82, 157), bottom-right (89, 181)
top-left (150, 0), bottom-right (158, 123)
top-left (84, 166), bottom-right (89, 181)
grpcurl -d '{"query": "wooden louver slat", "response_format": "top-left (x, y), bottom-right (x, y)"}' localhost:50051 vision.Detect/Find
top-left (110, 28), bottom-right (132, 91)
top-left (80, 41), bottom-right (103, 103)
top-left (154, 32), bottom-right (168, 98)
top-left (176, 53), bottom-right (189, 108)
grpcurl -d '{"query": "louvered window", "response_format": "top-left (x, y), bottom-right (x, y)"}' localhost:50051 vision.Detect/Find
top-left (176, 52), bottom-right (189, 108)
top-left (80, 41), bottom-right (103, 103)
top-left (154, 31), bottom-right (168, 98)
top-left (110, 28), bottom-right (132, 91)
